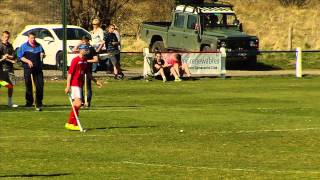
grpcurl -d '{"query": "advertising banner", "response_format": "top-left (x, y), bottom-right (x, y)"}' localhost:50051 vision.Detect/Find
top-left (143, 50), bottom-right (226, 77)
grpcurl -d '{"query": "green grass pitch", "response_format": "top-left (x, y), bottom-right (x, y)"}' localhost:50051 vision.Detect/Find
top-left (1, 77), bottom-right (320, 179)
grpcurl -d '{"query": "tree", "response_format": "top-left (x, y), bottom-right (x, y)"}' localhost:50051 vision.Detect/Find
top-left (67, 0), bottom-right (130, 30)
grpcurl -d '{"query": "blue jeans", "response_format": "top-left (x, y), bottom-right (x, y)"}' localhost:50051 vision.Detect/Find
top-left (92, 63), bottom-right (98, 72)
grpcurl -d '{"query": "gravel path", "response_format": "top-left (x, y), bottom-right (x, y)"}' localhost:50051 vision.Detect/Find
top-left (11, 68), bottom-right (320, 81)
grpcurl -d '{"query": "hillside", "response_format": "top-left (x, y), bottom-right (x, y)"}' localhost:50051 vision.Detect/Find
top-left (0, 0), bottom-right (319, 50)
top-left (227, 0), bottom-right (320, 50)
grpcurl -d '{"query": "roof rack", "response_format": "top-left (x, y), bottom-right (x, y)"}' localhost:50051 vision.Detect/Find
top-left (175, 0), bottom-right (233, 8)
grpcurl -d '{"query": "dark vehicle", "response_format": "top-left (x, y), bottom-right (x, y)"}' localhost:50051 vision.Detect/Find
top-left (140, 0), bottom-right (259, 64)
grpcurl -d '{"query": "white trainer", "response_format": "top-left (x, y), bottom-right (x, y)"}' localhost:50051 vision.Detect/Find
top-left (8, 104), bottom-right (18, 108)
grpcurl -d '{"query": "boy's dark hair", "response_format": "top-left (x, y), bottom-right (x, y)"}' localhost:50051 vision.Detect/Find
top-left (175, 53), bottom-right (182, 62)
top-left (27, 31), bottom-right (36, 37)
top-left (2, 31), bottom-right (10, 35)
top-left (155, 51), bottom-right (161, 56)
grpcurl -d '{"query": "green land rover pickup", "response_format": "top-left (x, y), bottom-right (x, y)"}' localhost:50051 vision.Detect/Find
top-left (140, 1), bottom-right (260, 64)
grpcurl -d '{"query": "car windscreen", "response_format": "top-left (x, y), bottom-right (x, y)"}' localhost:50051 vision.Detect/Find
top-left (53, 28), bottom-right (91, 40)
top-left (201, 13), bottom-right (238, 29)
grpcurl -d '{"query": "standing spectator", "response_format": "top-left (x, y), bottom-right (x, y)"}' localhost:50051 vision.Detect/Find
top-left (113, 24), bottom-right (124, 78)
top-left (113, 24), bottom-right (121, 51)
top-left (65, 44), bottom-right (102, 131)
top-left (72, 36), bottom-right (99, 107)
top-left (104, 24), bottom-right (124, 80)
top-left (90, 18), bottom-right (104, 72)
top-left (0, 31), bottom-right (18, 107)
top-left (18, 32), bottom-right (45, 111)
top-left (112, 24), bottom-right (124, 79)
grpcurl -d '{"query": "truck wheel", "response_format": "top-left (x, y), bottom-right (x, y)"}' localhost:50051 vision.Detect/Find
top-left (247, 56), bottom-right (257, 65)
top-left (151, 41), bottom-right (166, 52)
top-left (56, 51), bottom-right (63, 70)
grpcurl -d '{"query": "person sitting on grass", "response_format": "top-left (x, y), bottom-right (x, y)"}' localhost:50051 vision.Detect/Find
top-left (153, 52), bottom-right (170, 82)
top-left (64, 44), bottom-right (102, 131)
top-left (166, 53), bottom-right (191, 81)
top-left (171, 54), bottom-right (191, 79)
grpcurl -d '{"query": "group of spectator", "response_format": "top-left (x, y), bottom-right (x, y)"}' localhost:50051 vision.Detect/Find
top-left (152, 52), bottom-right (191, 82)
top-left (88, 19), bottom-right (124, 80)
top-left (0, 18), bottom-right (192, 110)
top-left (0, 18), bottom-right (124, 110)
top-left (71, 19), bottom-right (123, 107)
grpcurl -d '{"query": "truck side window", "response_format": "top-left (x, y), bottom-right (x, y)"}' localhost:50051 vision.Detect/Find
top-left (187, 15), bottom-right (198, 29)
top-left (174, 13), bottom-right (185, 28)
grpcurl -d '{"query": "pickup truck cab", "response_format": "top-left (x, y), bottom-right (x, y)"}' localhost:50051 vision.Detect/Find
top-left (140, 1), bottom-right (259, 64)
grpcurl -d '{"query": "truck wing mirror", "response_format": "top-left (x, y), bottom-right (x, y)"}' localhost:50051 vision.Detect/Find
top-left (233, 19), bottom-right (240, 26)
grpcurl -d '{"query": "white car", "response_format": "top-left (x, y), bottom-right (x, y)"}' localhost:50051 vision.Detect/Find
top-left (13, 24), bottom-right (92, 68)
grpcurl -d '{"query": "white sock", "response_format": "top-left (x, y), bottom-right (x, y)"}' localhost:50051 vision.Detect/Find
top-left (8, 97), bottom-right (13, 106)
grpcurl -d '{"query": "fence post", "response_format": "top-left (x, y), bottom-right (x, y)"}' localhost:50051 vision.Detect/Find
top-left (220, 47), bottom-right (226, 78)
top-left (296, 47), bottom-right (302, 78)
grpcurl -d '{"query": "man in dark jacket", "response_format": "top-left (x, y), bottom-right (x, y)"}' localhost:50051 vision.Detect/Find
top-left (18, 32), bottom-right (45, 111)
top-left (104, 24), bottom-right (124, 80)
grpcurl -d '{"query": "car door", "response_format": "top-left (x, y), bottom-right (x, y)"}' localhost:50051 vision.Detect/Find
top-left (37, 28), bottom-right (56, 65)
top-left (167, 13), bottom-right (187, 50)
top-left (182, 14), bottom-right (201, 51)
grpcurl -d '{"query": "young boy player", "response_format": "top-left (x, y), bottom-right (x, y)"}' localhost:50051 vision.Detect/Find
top-left (64, 44), bottom-right (102, 131)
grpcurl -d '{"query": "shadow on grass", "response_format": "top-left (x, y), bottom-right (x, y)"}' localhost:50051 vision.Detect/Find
top-left (94, 105), bottom-right (143, 108)
top-left (86, 125), bottom-right (156, 131)
top-left (0, 105), bottom-right (143, 112)
top-left (226, 61), bottom-right (281, 71)
top-left (128, 76), bottom-right (144, 80)
top-left (43, 104), bottom-right (70, 108)
top-left (129, 76), bottom-right (201, 81)
top-left (0, 104), bottom-right (68, 110)
top-left (0, 173), bottom-right (72, 178)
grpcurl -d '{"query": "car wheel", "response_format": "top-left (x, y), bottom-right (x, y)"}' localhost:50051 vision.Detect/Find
top-left (151, 41), bottom-right (166, 52)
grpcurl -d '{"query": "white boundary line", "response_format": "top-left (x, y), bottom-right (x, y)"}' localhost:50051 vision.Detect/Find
top-left (0, 127), bottom-right (319, 139)
top-left (0, 108), bottom-right (140, 113)
top-left (0, 133), bottom-right (158, 139)
top-left (209, 127), bottom-right (320, 134)
top-left (119, 161), bottom-right (320, 174)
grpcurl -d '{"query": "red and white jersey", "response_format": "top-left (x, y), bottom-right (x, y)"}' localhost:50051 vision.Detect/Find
top-left (68, 56), bottom-right (88, 87)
